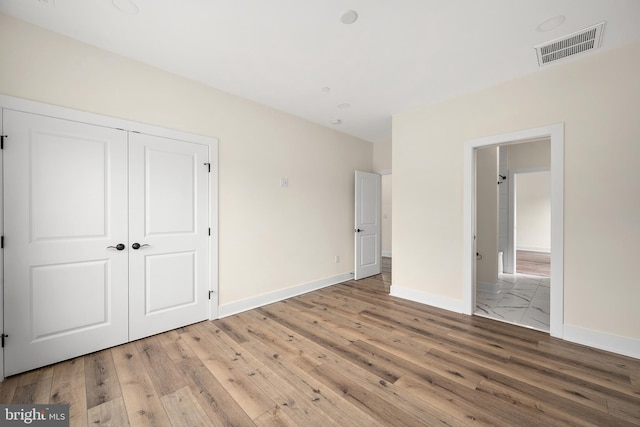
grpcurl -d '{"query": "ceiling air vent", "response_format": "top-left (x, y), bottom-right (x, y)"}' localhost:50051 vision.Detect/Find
top-left (535, 22), bottom-right (605, 66)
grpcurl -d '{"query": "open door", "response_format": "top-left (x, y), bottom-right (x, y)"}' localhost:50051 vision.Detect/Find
top-left (354, 171), bottom-right (381, 280)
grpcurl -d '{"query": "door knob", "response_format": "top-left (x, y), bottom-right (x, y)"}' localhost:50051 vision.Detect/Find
top-left (355, 228), bottom-right (363, 233)
top-left (132, 243), bottom-right (150, 250)
top-left (107, 243), bottom-right (126, 251)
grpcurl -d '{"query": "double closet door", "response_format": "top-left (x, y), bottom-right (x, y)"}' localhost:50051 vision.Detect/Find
top-left (3, 110), bottom-right (211, 376)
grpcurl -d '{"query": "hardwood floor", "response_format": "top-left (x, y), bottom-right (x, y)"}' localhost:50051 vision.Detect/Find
top-left (2, 257), bottom-right (639, 426)
top-left (516, 250), bottom-right (551, 277)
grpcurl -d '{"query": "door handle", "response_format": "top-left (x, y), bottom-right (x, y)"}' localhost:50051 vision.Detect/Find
top-left (107, 243), bottom-right (126, 251)
top-left (355, 228), bottom-right (363, 233)
top-left (132, 243), bottom-right (150, 250)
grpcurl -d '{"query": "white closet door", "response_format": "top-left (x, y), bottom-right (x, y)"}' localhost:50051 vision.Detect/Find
top-left (3, 110), bottom-right (129, 376)
top-left (128, 132), bottom-right (210, 340)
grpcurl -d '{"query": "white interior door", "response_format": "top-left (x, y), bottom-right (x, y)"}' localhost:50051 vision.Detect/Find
top-left (354, 171), bottom-right (381, 280)
top-left (3, 110), bottom-right (129, 376)
top-left (128, 133), bottom-right (210, 340)
top-left (0, 108), bottom-right (4, 376)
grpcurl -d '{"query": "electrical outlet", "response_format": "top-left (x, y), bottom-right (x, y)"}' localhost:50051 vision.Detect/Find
top-left (335, 255), bottom-right (340, 263)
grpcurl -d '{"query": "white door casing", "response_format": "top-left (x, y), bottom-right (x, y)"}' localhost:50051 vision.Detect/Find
top-left (463, 123), bottom-right (564, 338)
top-left (354, 171), bottom-right (381, 280)
top-left (128, 133), bottom-right (210, 340)
top-left (3, 110), bottom-right (129, 376)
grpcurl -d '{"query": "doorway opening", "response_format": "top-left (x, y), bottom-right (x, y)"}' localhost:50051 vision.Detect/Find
top-left (510, 169), bottom-right (551, 276)
top-left (463, 124), bottom-right (564, 339)
top-left (475, 143), bottom-right (551, 331)
top-left (380, 171), bottom-right (392, 289)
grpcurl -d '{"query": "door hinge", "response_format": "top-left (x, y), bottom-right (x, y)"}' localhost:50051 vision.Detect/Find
top-left (204, 162), bottom-right (211, 173)
top-left (208, 228), bottom-right (211, 236)
top-left (1, 235), bottom-right (3, 249)
top-left (1, 334), bottom-right (7, 348)
top-left (208, 290), bottom-right (215, 300)
top-left (1, 135), bottom-right (6, 149)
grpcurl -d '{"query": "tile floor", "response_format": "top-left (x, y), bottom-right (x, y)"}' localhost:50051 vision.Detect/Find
top-left (474, 273), bottom-right (550, 332)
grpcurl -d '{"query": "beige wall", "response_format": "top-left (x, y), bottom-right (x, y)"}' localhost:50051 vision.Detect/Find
top-left (516, 171), bottom-right (550, 252)
top-left (0, 14), bottom-right (373, 306)
top-left (373, 140), bottom-right (392, 172)
top-left (507, 139), bottom-right (550, 170)
top-left (506, 139), bottom-right (551, 256)
top-left (475, 147), bottom-right (499, 284)
top-left (393, 41), bottom-right (640, 341)
top-left (374, 141), bottom-right (392, 255)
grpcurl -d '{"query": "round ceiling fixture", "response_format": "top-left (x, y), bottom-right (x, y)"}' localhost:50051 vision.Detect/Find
top-left (112, 0), bottom-right (139, 15)
top-left (340, 10), bottom-right (358, 25)
top-left (330, 119), bottom-right (343, 125)
top-left (537, 15), bottom-right (566, 32)
top-left (321, 86), bottom-right (331, 93)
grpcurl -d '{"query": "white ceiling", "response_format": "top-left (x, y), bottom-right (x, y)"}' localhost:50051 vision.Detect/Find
top-left (2, 0), bottom-right (640, 143)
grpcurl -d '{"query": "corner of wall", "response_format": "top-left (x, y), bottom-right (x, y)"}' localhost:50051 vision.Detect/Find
top-left (562, 324), bottom-right (640, 360)
top-left (373, 140), bottom-right (392, 172)
top-left (389, 285), bottom-right (467, 314)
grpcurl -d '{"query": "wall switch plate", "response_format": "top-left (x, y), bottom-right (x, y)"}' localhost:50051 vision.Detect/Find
top-left (335, 255), bottom-right (340, 263)
top-left (280, 178), bottom-right (288, 188)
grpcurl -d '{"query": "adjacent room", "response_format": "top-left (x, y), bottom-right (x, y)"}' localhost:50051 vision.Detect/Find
top-left (0, 1), bottom-right (639, 425)
top-left (474, 139), bottom-right (552, 331)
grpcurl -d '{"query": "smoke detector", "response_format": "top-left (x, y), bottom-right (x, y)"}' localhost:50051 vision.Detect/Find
top-left (534, 22), bottom-right (605, 66)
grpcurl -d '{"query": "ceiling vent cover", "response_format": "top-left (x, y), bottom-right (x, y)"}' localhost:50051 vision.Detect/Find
top-left (535, 22), bottom-right (605, 66)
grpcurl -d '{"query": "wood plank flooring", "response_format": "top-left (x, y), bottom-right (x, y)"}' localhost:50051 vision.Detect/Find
top-left (2, 257), bottom-right (639, 426)
top-left (516, 250), bottom-right (551, 277)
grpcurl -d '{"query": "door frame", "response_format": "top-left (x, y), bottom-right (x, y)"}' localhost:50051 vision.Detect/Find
top-left (463, 123), bottom-right (564, 338)
top-left (0, 94), bottom-right (219, 379)
top-left (506, 167), bottom-right (550, 274)
top-left (377, 169), bottom-right (392, 258)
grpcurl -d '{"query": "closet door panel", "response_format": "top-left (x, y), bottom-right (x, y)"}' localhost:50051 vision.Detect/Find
top-left (3, 110), bottom-right (129, 376)
top-left (128, 132), bottom-right (209, 340)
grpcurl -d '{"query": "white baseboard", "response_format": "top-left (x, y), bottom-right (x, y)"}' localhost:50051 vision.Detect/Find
top-left (218, 272), bottom-right (353, 318)
top-left (563, 324), bottom-right (640, 360)
top-left (390, 289), bottom-right (639, 360)
top-left (382, 251), bottom-right (392, 258)
top-left (389, 285), bottom-right (466, 314)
